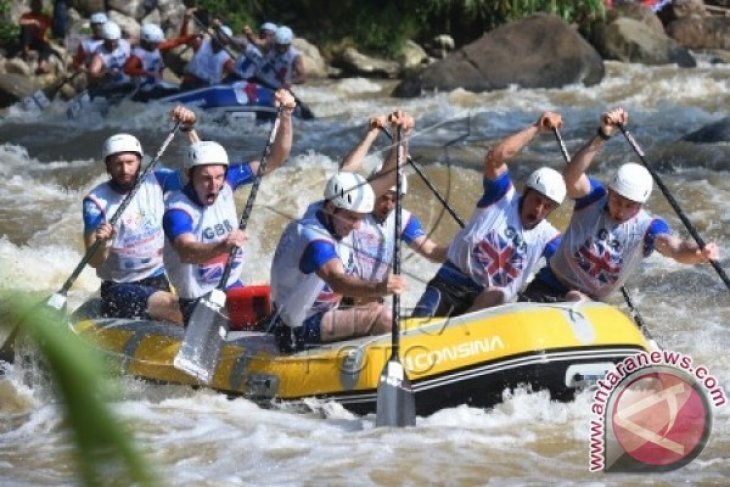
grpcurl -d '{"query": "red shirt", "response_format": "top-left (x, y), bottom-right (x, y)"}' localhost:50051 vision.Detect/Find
top-left (20, 12), bottom-right (52, 42)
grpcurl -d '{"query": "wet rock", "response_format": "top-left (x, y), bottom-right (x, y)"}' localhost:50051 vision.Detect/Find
top-left (607, 3), bottom-right (667, 34)
top-left (334, 47), bottom-right (401, 78)
top-left (682, 117), bottom-right (730, 143)
top-left (667, 16), bottom-right (730, 50)
top-left (604, 17), bottom-right (696, 67)
top-left (108, 0), bottom-right (147, 21)
top-left (0, 73), bottom-right (41, 108)
top-left (393, 14), bottom-right (604, 97)
top-left (108, 10), bottom-right (141, 40)
top-left (294, 38), bottom-right (328, 79)
top-left (397, 40), bottom-right (429, 71)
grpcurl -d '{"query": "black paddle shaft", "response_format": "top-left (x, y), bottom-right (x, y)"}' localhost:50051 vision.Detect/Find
top-left (619, 126), bottom-right (730, 291)
top-left (553, 127), bottom-right (649, 330)
top-left (57, 122), bottom-right (180, 296)
top-left (391, 126), bottom-right (404, 358)
top-left (379, 127), bottom-right (465, 228)
top-left (217, 109), bottom-right (283, 288)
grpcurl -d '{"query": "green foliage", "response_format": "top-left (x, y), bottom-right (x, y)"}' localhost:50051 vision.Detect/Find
top-left (195, 0), bottom-right (258, 33)
top-left (175, 0), bottom-right (605, 57)
top-left (1, 292), bottom-right (156, 487)
top-left (0, 0), bottom-right (20, 44)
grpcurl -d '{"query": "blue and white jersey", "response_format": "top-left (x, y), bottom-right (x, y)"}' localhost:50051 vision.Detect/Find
top-left (233, 43), bottom-right (266, 80)
top-left (444, 172), bottom-right (560, 302)
top-left (549, 178), bottom-right (669, 300)
top-left (352, 209), bottom-right (424, 282)
top-left (130, 45), bottom-right (164, 91)
top-left (270, 202), bottom-right (356, 328)
top-left (185, 39), bottom-right (231, 85)
top-left (162, 163), bottom-right (254, 300)
top-left (256, 46), bottom-right (301, 88)
top-left (83, 169), bottom-right (181, 283)
top-left (93, 39), bottom-right (131, 86)
top-left (80, 37), bottom-right (103, 66)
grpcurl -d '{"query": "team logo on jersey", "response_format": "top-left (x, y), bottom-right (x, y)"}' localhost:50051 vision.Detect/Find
top-left (472, 229), bottom-right (524, 287)
top-left (575, 233), bottom-right (622, 285)
top-left (197, 250), bottom-right (242, 284)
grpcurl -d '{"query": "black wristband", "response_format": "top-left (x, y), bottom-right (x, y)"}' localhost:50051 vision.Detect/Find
top-left (180, 124), bottom-right (194, 133)
top-left (596, 127), bottom-right (611, 141)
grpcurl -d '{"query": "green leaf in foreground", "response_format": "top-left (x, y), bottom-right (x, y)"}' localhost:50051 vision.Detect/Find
top-left (1, 291), bottom-right (156, 487)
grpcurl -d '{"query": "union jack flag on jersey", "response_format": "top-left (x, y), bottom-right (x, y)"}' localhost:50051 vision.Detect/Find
top-left (472, 230), bottom-right (524, 287)
top-left (574, 237), bottom-right (622, 285)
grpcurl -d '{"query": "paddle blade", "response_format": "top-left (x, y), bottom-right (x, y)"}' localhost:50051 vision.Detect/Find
top-left (66, 91), bottom-right (90, 119)
top-left (21, 89), bottom-right (51, 112)
top-left (375, 359), bottom-right (416, 427)
top-left (173, 289), bottom-right (229, 384)
top-left (45, 292), bottom-right (68, 313)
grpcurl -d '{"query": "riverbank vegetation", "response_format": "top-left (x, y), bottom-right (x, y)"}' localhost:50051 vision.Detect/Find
top-left (195, 0), bottom-right (606, 56)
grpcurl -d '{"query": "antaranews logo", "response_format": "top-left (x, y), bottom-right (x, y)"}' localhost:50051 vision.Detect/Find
top-left (588, 350), bottom-right (727, 473)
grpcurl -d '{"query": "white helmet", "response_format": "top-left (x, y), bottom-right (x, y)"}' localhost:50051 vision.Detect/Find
top-left (141, 24), bottom-right (165, 44)
top-left (218, 25), bottom-right (233, 39)
top-left (102, 133), bottom-right (143, 161)
top-left (102, 21), bottom-right (121, 41)
top-left (90, 12), bottom-right (108, 25)
top-left (324, 172), bottom-right (375, 213)
top-left (369, 164), bottom-right (407, 195)
top-left (185, 141), bottom-right (229, 170)
top-left (525, 167), bottom-right (566, 205)
top-left (274, 26), bottom-right (293, 45)
top-left (609, 162), bottom-right (653, 203)
top-left (260, 22), bottom-right (277, 33)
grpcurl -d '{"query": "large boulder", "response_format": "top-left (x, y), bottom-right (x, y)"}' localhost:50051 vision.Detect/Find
top-left (682, 117), bottom-right (730, 143)
top-left (606, 3), bottom-right (666, 35)
top-left (603, 17), bottom-right (696, 67)
top-left (107, 0), bottom-right (147, 21)
top-left (393, 14), bottom-right (604, 98)
top-left (334, 47), bottom-right (401, 78)
top-left (108, 10), bottom-right (141, 40)
top-left (293, 38), bottom-right (328, 79)
top-left (0, 73), bottom-right (41, 108)
top-left (70, 0), bottom-right (106, 16)
top-left (667, 16), bottom-right (730, 50)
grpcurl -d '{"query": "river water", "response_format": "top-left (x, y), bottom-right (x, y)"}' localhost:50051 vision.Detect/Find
top-left (0, 60), bottom-right (729, 484)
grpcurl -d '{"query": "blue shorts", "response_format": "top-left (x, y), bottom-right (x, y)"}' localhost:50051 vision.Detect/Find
top-left (411, 261), bottom-right (483, 318)
top-left (100, 273), bottom-right (171, 320)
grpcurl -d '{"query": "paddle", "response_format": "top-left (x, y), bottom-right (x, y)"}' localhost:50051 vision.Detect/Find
top-left (553, 127), bottom-right (651, 333)
top-left (190, 14), bottom-right (315, 120)
top-left (21, 71), bottom-right (82, 112)
top-left (174, 107), bottom-right (284, 383)
top-left (0, 122), bottom-right (180, 353)
top-left (375, 124), bottom-right (416, 427)
top-left (379, 127), bottom-right (465, 228)
top-left (618, 125), bottom-right (730, 291)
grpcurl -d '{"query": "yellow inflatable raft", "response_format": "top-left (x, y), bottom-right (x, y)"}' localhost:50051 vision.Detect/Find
top-left (71, 300), bottom-right (649, 415)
